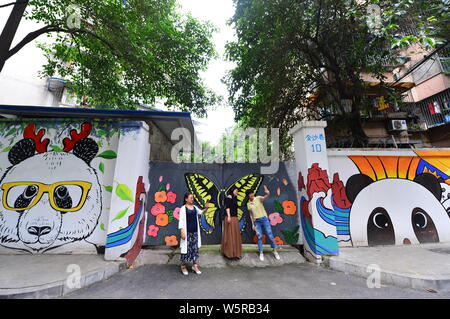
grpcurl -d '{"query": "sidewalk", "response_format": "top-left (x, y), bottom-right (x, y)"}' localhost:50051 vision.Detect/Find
top-left (135, 245), bottom-right (306, 268)
top-left (323, 242), bottom-right (450, 292)
top-left (0, 255), bottom-right (127, 298)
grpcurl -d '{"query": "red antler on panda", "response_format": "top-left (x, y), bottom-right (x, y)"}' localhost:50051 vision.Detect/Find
top-left (63, 122), bottom-right (93, 152)
top-left (24, 124), bottom-right (50, 153)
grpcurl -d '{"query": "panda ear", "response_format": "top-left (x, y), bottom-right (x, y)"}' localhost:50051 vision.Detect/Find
top-left (414, 173), bottom-right (441, 201)
top-left (8, 139), bottom-right (36, 165)
top-left (72, 138), bottom-right (99, 165)
top-left (345, 174), bottom-right (374, 203)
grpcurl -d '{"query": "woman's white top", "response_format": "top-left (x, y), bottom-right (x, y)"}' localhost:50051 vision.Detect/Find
top-left (178, 205), bottom-right (203, 254)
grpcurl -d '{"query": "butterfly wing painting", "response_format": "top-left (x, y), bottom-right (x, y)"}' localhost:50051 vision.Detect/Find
top-left (184, 173), bottom-right (220, 234)
top-left (226, 173), bottom-right (264, 232)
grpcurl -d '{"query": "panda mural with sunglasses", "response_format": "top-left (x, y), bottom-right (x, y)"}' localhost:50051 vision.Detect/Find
top-left (0, 123), bottom-right (102, 254)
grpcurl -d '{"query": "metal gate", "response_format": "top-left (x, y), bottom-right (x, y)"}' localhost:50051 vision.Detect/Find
top-left (144, 162), bottom-right (300, 246)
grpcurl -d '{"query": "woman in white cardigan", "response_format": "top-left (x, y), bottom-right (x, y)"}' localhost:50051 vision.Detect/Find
top-left (178, 192), bottom-right (209, 275)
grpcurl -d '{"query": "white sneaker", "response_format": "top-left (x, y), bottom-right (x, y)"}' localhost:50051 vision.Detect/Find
top-left (259, 252), bottom-right (264, 261)
top-left (181, 267), bottom-right (188, 276)
top-left (192, 265), bottom-right (202, 275)
top-left (273, 250), bottom-right (280, 260)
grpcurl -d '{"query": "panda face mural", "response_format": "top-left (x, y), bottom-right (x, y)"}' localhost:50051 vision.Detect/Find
top-left (0, 123), bottom-right (102, 254)
top-left (346, 174), bottom-right (450, 247)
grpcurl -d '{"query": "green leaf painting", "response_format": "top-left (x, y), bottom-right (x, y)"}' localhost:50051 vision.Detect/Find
top-left (99, 162), bottom-right (105, 174)
top-left (97, 150), bottom-right (117, 159)
top-left (112, 207), bottom-right (129, 222)
top-left (98, 129), bottom-right (107, 137)
top-left (281, 226), bottom-right (300, 245)
top-left (116, 183), bottom-right (134, 202)
top-left (167, 210), bottom-right (174, 223)
top-left (5, 128), bottom-right (16, 137)
top-left (273, 200), bottom-right (284, 214)
top-left (51, 145), bottom-right (63, 152)
top-left (2, 146), bottom-right (12, 153)
top-left (100, 223), bottom-right (106, 231)
top-left (104, 185), bottom-right (113, 193)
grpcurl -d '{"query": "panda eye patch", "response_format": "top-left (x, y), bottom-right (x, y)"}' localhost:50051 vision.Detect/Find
top-left (411, 208), bottom-right (439, 243)
top-left (373, 211), bottom-right (390, 229)
top-left (412, 210), bottom-right (427, 229)
top-left (23, 185), bottom-right (38, 199)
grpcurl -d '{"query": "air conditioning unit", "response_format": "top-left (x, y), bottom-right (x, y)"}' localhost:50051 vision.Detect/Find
top-left (388, 119), bottom-right (408, 131)
top-left (393, 72), bottom-right (402, 81)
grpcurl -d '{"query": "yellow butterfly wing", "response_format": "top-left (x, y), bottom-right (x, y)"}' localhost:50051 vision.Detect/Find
top-left (226, 174), bottom-right (264, 232)
top-left (184, 173), bottom-right (220, 234)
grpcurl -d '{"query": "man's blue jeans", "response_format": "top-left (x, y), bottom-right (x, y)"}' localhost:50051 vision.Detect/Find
top-left (254, 216), bottom-right (278, 252)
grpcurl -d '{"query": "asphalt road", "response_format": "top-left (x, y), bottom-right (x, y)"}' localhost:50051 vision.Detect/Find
top-left (64, 263), bottom-right (450, 299)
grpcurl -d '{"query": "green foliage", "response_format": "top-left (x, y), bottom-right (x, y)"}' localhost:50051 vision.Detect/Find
top-left (380, 0), bottom-right (450, 48)
top-left (225, 0), bottom-right (396, 153)
top-left (225, 0), bottom-right (449, 154)
top-left (9, 0), bottom-right (219, 114)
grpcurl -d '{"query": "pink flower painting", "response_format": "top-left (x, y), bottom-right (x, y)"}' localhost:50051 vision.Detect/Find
top-left (173, 207), bottom-right (180, 220)
top-left (269, 212), bottom-right (283, 226)
top-left (147, 225), bottom-right (159, 237)
top-left (167, 191), bottom-right (177, 204)
top-left (150, 203), bottom-right (166, 216)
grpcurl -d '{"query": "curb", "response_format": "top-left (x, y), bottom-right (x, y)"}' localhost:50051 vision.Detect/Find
top-left (136, 246), bottom-right (306, 269)
top-left (0, 260), bottom-right (127, 299)
top-left (322, 256), bottom-right (450, 292)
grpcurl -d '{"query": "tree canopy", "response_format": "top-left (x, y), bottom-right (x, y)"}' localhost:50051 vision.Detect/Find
top-left (0, 0), bottom-right (218, 114)
top-left (225, 0), bottom-right (449, 154)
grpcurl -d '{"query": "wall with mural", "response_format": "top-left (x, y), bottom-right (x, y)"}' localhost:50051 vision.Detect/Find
top-left (291, 122), bottom-right (450, 262)
top-left (145, 162), bottom-right (300, 247)
top-left (0, 119), bottom-right (149, 263)
top-left (316, 149), bottom-right (450, 248)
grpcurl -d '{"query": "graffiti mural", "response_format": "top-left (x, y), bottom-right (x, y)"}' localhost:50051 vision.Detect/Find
top-left (145, 162), bottom-right (300, 246)
top-left (298, 164), bottom-right (339, 258)
top-left (185, 172), bottom-right (264, 235)
top-left (321, 151), bottom-right (450, 247)
top-left (0, 120), bottom-right (120, 254)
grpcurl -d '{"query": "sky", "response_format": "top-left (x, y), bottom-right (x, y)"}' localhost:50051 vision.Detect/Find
top-left (178, 0), bottom-right (237, 144)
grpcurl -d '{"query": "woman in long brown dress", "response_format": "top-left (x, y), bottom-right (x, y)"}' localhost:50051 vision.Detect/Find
top-left (221, 187), bottom-right (242, 259)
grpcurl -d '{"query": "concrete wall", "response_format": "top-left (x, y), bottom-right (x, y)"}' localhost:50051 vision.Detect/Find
top-left (148, 121), bottom-right (173, 162)
top-left (0, 119), bottom-right (149, 265)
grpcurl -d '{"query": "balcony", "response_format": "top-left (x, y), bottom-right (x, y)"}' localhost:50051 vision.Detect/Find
top-left (416, 88), bottom-right (450, 128)
top-left (439, 56), bottom-right (450, 73)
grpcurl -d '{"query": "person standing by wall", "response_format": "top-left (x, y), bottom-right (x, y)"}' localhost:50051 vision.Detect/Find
top-left (221, 187), bottom-right (243, 259)
top-left (246, 186), bottom-right (281, 261)
top-left (179, 192), bottom-right (209, 275)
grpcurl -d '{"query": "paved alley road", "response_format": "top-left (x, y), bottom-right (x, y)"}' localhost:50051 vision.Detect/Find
top-left (64, 263), bottom-right (450, 299)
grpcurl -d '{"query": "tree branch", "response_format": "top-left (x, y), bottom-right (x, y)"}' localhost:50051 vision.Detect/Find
top-left (0, 1), bottom-right (28, 9)
top-left (5, 25), bottom-right (118, 61)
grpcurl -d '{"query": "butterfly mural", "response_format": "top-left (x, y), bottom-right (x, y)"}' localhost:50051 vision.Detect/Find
top-left (184, 173), bottom-right (264, 234)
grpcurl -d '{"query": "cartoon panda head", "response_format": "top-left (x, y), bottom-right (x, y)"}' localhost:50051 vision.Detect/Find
top-left (0, 124), bottom-right (102, 253)
top-left (346, 173), bottom-right (450, 247)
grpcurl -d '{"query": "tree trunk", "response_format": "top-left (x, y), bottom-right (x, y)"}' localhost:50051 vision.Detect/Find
top-left (0, 0), bottom-right (29, 73)
top-left (349, 94), bottom-right (368, 147)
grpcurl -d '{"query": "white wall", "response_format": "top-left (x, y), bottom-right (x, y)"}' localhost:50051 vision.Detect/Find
top-left (0, 6), bottom-right (56, 106)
